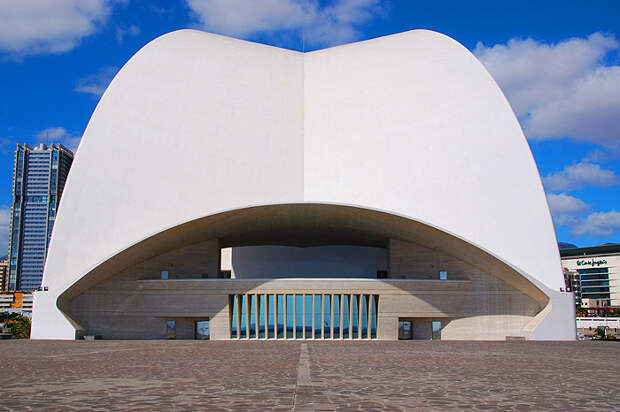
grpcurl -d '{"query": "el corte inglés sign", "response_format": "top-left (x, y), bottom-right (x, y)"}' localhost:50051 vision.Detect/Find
top-left (576, 259), bottom-right (607, 267)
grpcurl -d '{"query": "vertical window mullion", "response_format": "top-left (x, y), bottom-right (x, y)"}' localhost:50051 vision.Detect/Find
top-left (302, 294), bottom-right (306, 340)
top-left (330, 294), bottom-right (334, 339)
top-left (358, 295), bottom-right (363, 340)
top-left (340, 294), bottom-right (344, 340)
top-left (312, 294), bottom-right (316, 339)
top-left (236, 294), bottom-right (242, 339)
top-left (293, 294), bottom-right (297, 339)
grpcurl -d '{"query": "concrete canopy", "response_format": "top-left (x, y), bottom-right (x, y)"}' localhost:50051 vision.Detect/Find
top-left (32, 29), bottom-right (575, 340)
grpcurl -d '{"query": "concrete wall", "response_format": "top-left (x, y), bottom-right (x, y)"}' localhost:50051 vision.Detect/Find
top-left (115, 240), bottom-right (220, 280)
top-left (390, 239), bottom-right (469, 280)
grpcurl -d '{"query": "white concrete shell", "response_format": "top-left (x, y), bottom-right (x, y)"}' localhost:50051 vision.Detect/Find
top-left (32, 29), bottom-right (575, 340)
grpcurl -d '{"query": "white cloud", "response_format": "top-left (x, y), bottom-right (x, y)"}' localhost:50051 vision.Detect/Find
top-left (543, 161), bottom-right (618, 191)
top-left (572, 210), bottom-right (620, 237)
top-left (185, 0), bottom-right (388, 47)
top-left (0, 136), bottom-right (11, 154)
top-left (475, 33), bottom-right (620, 146)
top-left (0, 0), bottom-right (123, 57)
top-left (0, 205), bottom-right (9, 258)
top-left (75, 66), bottom-right (119, 97)
top-left (547, 193), bottom-right (590, 215)
top-left (546, 193), bottom-right (620, 238)
top-left (115, 24), bottom-right (140, 44)
top-left (35, 127), bottom-right (81, 152)
top-left (546, 193), bottom-right (590, 227)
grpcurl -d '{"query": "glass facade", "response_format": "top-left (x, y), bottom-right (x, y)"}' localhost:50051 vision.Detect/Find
top-left (7, 144), bottom-right (73, 291)
top-left (230, 293), bottom-right (379, 340)
top-left (268, 294), bottom-right (275, 338)
top-left (286, 294), bottom-right (294, 338)
top-left (304, 294), bottom-right (312, 338)
top-left (258, 295), bottom-right (265, 338)
top-left (577, 267), bottom-right (611, 304)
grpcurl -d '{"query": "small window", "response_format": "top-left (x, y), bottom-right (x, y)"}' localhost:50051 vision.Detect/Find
top-left (439, 270), bottom-right (447, 280)
top-left (161, 271), bottom-right (168, 280)
top-left (166, 320), bottom-right (176, 339)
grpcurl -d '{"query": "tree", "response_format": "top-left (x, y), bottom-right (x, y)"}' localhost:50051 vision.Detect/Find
top-left (7, 314), bottom-right (31, 339)
top-left (575, 306), bottom-right (588, 317)
top-left (595, 326), bottom-right (607, 339)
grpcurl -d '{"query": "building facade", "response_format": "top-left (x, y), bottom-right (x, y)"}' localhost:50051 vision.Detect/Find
top-left (0, 291), bottom-right (33, 317)
top-left (576, 317), bottom-right (620, 338)
top-left (561, 244), bottom-right (620, 314)
top-left (31, 30), bottom-right (575, 341)
top-left (7, 144), bottom-right (73, 291)
top-left (0, 259), bottom-right (7, 291)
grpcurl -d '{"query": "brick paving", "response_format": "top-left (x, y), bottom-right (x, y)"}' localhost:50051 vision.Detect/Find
top-left (0, 340), bottom-right (618, 411)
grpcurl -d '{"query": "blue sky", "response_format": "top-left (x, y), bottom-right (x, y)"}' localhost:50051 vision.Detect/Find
top-left (1, 0), bottom-right (620, 253)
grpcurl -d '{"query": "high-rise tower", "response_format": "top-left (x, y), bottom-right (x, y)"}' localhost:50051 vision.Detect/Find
top-left (7, 143), bottom-right (73, 291)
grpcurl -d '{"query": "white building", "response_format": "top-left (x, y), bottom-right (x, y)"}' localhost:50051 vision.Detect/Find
top-left (31, 30), bottom-right (575, 341)
top-left (561, 244), bottom-right (620, 311)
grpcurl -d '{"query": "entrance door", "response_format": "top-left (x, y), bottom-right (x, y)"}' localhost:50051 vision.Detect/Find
top-left (166, 320), bottom-right (176, 339)
top-left (398, 320), bottom-right (413, 340)
top-left (195, 320), bottom-right (210, 340)
top-left (432, 320), bottom-right (442, 340)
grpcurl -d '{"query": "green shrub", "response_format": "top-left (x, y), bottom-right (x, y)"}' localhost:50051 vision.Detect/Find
top-left (8, 315), bottom-right (31, 339)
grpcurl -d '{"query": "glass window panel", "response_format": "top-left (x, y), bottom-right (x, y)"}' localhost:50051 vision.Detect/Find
top-left (268, 294), bottom-right (275, 338)
top-left (286, 294), bottom-right (294, 339)
top-left (314, 295), bottom-right (322, 339)
top-left (361, 295), bottom-right (368, 339)
top-left (258, 295), bottom-right (265, 338)
top-left (231, 295), bottom-right (238, 338)
top-left (277, 294), bottom-right (284, 339)
top-left (295, 294), bottom-right (303, 338)
top-left (324, 294), bottom-right (331, 339)
top-left (305, 295), bottom-right (312, 337)
top-left (399, 320), bottom-right (412, 340)
top-left (351, 295), bottom-right (359, 339)
top-left (195, 320), bottom-right (209, 340)
top-left (343, 294), bottom-right (350, 338)
top-left (240, 295), bottom-right (247, 339)
top-left (371, 295), bottom-right (378, 339)
top-left (249, 295), bottom-right (256, 338)
top-left (333, 294), bottom-right (340, 339)
top-left (432, 321), bottom-right (442, 340)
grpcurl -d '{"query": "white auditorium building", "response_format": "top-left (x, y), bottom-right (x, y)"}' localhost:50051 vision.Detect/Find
top-left (31, 29), bottom-right (576, 341)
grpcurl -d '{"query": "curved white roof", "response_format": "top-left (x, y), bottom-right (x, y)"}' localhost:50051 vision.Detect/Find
top-left (32, 29), bottom-right (566, 339)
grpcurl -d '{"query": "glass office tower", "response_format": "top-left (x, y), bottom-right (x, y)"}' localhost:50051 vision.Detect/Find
top-left (7, 143), bottom-right (73, 291)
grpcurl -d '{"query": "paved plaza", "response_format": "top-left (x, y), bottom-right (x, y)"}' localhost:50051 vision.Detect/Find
top-left (0, 340), bottom-right (618, 411)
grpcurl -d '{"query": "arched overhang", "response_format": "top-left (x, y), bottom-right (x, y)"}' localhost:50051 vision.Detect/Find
top-left (57, 203), bottom-right (550, 333)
